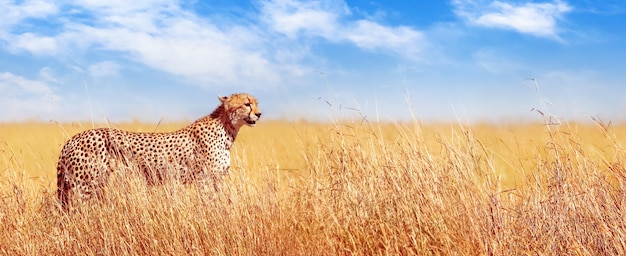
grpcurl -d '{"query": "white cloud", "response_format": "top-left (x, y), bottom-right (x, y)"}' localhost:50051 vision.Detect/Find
top-left (68, 23), bottom-right (282, 86)
top-left (346, 20), bottom-right (424, 57)
top-left (8, 33), bottom-right (58, 55)
top-left (0, 0), bottom-right (59, 55)
top-left (54, 1), bottom-right (292, 87)
top-left (261, 0), bottom-right (426, 58)
top-left (0, 0), bottom-right (58, 30)
top-left (38, 67), bottom-right (60, 83)
top-left (89, 61), bottom-right (120, 77)
top-left (0, 72), bottom-right (53, 95)
top-left (0, 0), bottom-right (290, 87)
top-left (452, 0), bottom-right (572, 38)
top-left (71, 0), bottom-right (174, 10)
top-left (260, 0), bottom-right (347, 39)
top-left (0, 72), bottom-right (59, 121)
top-left (0, 0), bottom-right (426, 89)
top-left (472, 48), bottom-right (522, 73)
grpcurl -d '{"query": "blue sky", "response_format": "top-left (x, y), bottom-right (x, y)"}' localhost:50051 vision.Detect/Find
top-left (1, 0), bottom-right (624, 123)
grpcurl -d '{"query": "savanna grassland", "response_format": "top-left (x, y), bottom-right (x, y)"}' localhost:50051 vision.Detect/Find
top-left (1, 118), bottom-right (626, 255)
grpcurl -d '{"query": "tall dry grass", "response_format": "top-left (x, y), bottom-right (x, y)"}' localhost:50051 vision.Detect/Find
top-left (1, 119), bottom-right (626, 255)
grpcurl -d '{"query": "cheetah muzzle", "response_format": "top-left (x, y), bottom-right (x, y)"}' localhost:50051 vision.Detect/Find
top-left (244, 111), bottom-right (261, 126)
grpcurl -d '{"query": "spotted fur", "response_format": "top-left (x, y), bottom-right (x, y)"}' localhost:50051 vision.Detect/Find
top-left (56, 93), bottom-right (261, 209)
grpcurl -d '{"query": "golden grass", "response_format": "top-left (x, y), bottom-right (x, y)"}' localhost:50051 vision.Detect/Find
top-left (2, 119), bottom-right (626, 254)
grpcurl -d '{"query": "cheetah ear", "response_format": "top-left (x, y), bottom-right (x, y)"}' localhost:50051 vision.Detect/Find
top-left (218, 96), bottom-right (228, 103)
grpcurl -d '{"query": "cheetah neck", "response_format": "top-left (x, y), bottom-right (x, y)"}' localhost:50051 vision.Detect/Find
top-left (195, 105), bottom-right (241, 139)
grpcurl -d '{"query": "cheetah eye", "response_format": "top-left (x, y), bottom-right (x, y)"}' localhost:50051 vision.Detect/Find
top-left (244, 103), bottom-right (251, 107)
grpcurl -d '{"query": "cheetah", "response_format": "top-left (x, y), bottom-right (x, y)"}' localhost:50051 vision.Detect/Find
top-left (56, 93), bottom-right (261, 209)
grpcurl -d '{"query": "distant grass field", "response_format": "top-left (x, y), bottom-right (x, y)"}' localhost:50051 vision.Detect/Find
top-left (1, 119), bottom-right (626, 254)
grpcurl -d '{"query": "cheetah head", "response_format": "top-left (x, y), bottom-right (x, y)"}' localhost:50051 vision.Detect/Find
top-left (219, 93), bottom-right (262, 127)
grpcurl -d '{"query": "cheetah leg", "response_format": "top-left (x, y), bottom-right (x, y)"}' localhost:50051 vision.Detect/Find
top-left (56, 172), bottom-right (73, 210)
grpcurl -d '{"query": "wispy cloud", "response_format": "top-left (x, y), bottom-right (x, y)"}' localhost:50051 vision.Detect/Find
top-left (0, 72), bottom-right (59, 121)
top-left (8, 33), bottom-right (58, 55)
top-left (38, 67), bottom-right (60, 83)
top-left (0, 0), bottom-right (425, 89)
top-left (260, 0), bottom-right (346, 39)
top-left (0, 0), bottom-right (59, 54)
top-left (2, 0), bottom-right (619, 123)
top-left (59, 1), bottom-right (285, 87)
top-left (89, 61), bottom-right (120, 77)
top-left (452, 0), bottom-right (572, 39)
top-left (0, 0), bottom-right (58, 33)
top-left (0, 72), bottom-right (53, 95)
top-left (261, 0), bottom-right (425, 58)
top-left (472, 48), bottom-right (523, 73)
top-left (346, 20), bottom-right (423, 57)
